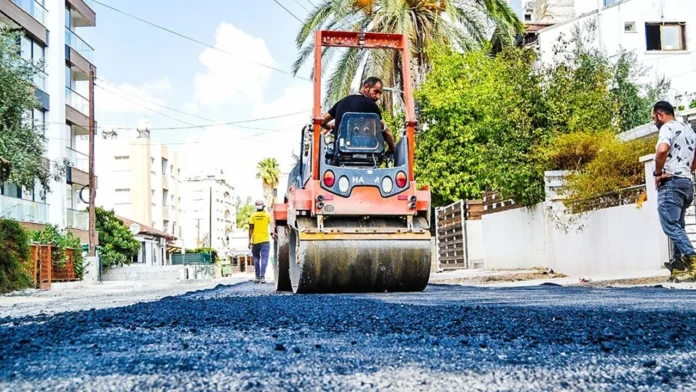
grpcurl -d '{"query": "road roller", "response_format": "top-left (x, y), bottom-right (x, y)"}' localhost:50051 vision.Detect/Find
top-left (272, 31), bottom-right (432, 293)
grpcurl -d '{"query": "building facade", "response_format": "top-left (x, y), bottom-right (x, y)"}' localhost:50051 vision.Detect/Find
top-left (536, 0), bottom-right (696, 109)
top-left (0, 0), bottom-right (97, 242)
top-left (181, 170), bottom-right (235, 253)
top-left (96, 129), bottom-right (183, 242)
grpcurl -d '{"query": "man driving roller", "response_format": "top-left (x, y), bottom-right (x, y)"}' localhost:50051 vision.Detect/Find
top-left (320, 76), bottom-right (396, 152)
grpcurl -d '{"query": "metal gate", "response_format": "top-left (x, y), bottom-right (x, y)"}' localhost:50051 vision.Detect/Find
top-left (435, 201), bottom-right (468, 270)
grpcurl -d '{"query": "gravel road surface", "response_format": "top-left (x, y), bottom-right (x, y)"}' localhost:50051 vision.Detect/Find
top-left (2, 282), bottom-right (696, 391)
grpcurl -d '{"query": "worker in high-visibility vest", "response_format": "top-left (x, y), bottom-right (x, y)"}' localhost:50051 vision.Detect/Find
top-left (248, 200), bottom-right (271, 284)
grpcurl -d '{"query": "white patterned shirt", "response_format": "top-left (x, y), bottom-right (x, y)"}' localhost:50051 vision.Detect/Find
top-left (656, 120), bottom-right (696, 178)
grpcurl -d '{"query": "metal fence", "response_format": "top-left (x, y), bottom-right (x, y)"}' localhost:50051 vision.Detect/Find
top-left (171, 253), bottom-right (212, 265)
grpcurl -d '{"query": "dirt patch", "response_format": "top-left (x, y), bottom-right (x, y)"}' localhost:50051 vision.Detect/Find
top-left (436, 270), bottom-right (568, 286)
top-left (569, 276), bottom-right (669, 288)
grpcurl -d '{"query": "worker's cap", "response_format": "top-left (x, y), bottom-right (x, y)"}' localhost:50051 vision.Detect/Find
top-left (255, 200), bottom-right (265, 210)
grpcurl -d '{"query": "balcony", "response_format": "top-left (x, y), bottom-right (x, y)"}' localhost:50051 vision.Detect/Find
top-left (67, 0), bottom-right (95, 27)
top-left (65, 27), bottom-right (94, 64)
top-left (0, 194), bottom-right (48, 224)
top-left (162, 175), bottom-right (169, 190)
top-left (12, 0), bottom-right (44, 24)
top-left (162, 207), bottom-right (170, 221)
top-left (67, 208), bottom-right (88, 231)
top-left (65, 87), bottom-right (89, 128)
top-left (0, 0), bottom-right (48, 44)
top-left (66, 146), bottom-right (88, 172)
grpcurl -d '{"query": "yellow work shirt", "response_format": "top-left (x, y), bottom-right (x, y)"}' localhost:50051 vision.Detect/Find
top-left (249, 211), bottom-right (271, 244)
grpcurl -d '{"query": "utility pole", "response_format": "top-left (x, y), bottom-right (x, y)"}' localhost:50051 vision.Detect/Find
top-left (209, 186), bottom-right (213, 250)
top-left (195, 218), bottom-right (202, 246)
top-left (88, 65), bottom-right (97, 257)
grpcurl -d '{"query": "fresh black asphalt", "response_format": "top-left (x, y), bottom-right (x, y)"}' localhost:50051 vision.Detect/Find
top-left (2, 282), bottom-right (696, 391)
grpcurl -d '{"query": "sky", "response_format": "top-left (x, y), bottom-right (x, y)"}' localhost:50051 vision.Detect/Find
top-left (84, 0), bottom-right (318, 201)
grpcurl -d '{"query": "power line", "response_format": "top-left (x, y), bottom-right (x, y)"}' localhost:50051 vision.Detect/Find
top-left (271, 0), bottom-right (305, 24)
top-left (93, 85), bottom-right (311, 131)
top-left (95, 79), bottom-right (296, 131)
top-left (290, 0), bottom-right (311, 13)
top-left (96, 78), bottom-right (217, 124)
top-left (92, 0), bottom-right (311, 82)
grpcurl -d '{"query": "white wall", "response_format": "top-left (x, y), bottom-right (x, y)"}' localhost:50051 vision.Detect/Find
top-left (481, 156), bottom-right (670, 276)
top-left (482, 204), bottom-right (547, 269)
top-left (465, 220), bottom-right (485, 267)
top-left (537, 0), bottom-right (696, 108)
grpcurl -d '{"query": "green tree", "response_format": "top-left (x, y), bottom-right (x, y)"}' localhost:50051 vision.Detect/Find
top-left (293, 0), bottom-right (522, 106)
top-left (256, 158), bottom-right (280, 207)
top-left (0, 26), bottom-right (52, 191)
top-left (415, 37), bottom-right (662, 206)
top-left (235, 196), bottom-right (255, 230)
top-left (95, 207), bottom-right (141, 269)
top-left (0, 219), bottom-right (32, 293)
top-left (415, 46), bottom-right (547, 206)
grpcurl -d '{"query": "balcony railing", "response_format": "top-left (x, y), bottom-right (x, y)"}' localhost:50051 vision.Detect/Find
top-left (65, 87), bottom-right (89, 116)
top-left (33, 70), bottom-right (47, 91)
top-left (162, 207), bottom-right (170, 221)
top-left (66, 147), bottom-right (89, 172)
top-left (65, 27), bottom-right (94, 63)
top-left (12, 0), bottom-right (47, 25)
top-left (66, 208), bottom-right (88, 230)
top-left (0, 195), bottom-right (48, 224)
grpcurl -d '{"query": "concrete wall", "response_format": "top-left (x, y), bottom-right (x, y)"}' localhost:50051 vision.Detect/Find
top-left (482, 204), bottom-right (547, 270)
top-left (466, 221), bottom-right (485, 268)
top-left (103, 264), bottom-right (216, 281)
top-left (481, 155), bottom-right (669, 276)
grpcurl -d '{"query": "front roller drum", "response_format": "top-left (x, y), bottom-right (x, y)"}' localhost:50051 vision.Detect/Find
top-left (273, 226), bottom-right (292, 291)
top-left (288, 230), bottom-right (431, 294)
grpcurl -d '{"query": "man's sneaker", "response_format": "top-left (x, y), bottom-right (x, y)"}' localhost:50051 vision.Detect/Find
top-left (260, 277), bottom-right (266, 284)
top-left (253, 278), bottom-right (260, 284)
top-left (674, 255), bottom-right (696, 283)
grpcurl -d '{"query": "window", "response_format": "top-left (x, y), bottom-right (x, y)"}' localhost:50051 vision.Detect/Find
top-left (646, 23), bottom-right (686, 51)
top-left (114, 189), bottom-right (130, 204)
top-left (524, 14), bottom-right (532, 22)
top-left (114, 156), bottom-right (129, 160)
top-left (624, 22), bottom-right (636, 33)
top-left (604, 0), bottom-right (619, 6)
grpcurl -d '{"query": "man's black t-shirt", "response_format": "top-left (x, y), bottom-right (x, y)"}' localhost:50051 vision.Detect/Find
top-left (328, 94), bottom-right (382, 132)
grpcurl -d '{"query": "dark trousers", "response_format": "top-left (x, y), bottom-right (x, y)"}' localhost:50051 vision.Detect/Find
top-left (658, 177), bottom-right (695, 261)
top-left (251, 242), bottom-right (270, 278)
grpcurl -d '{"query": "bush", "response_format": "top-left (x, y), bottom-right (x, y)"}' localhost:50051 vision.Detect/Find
top-left (95, 207), bottom-right (140, 269)
top-left (0, 219), bottom-right (32, 293)
top-left (31, 224), bottom-right (84, 279)
top-left (545, 131), bottom-right (655, 201)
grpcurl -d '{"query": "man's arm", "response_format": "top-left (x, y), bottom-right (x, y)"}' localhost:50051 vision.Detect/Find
top-left (654, 143), bottom-right (670, 175)
top-left (248, 224), bottom-right (254, 249)
top-left (320, 113), bottom-right (334, 130)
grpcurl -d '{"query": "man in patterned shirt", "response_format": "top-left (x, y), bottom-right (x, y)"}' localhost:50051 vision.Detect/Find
top-left (653, 101), bottom-right (696, 282)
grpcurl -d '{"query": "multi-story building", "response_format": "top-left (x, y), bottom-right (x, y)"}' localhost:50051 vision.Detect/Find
top-left (536, 0), bottom-right (696, 108)
top-left (181, 170), bottom-right (235, 253)
top-left (0, 0), bottom-right (97, 242)
top-left (96, 128), bottom-right (183, 242)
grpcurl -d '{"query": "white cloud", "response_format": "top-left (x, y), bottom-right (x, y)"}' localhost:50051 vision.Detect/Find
top-left (96, 78), bottom-right (169, 115)
top-left (182, 101), bottom-right (199, 114)
top-left (193, 23), bottom-right (274, 107)
top-left (179, 84), bottom-right (312, 201)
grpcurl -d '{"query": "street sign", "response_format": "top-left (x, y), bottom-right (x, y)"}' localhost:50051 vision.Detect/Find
top-left (128, 223), bottom-right (141, 235)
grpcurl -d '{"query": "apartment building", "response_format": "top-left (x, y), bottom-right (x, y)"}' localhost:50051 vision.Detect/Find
top-left (96, 129), bottom-right (183, 243)
top-left (536, 0), bottom-right (696, 108)
top-left (181, 170), bottom-right (235, 253)
top-left (0, 0), bottom-right (97, 242)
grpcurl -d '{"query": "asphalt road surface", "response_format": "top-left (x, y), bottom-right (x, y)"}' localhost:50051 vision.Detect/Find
top-left (2, 282), bottom-right (696, 391)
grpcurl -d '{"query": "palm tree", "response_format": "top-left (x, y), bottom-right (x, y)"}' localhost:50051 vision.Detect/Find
top-left (293, 0), bottom-right (522, 106)
top-left (256, 158), bottom-right (281, 207)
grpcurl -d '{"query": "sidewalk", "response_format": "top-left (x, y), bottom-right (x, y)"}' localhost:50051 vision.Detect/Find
top-left (0, 274), bottom-right (251, 319)
top-left (428, 267), bottom-right (696, 289)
